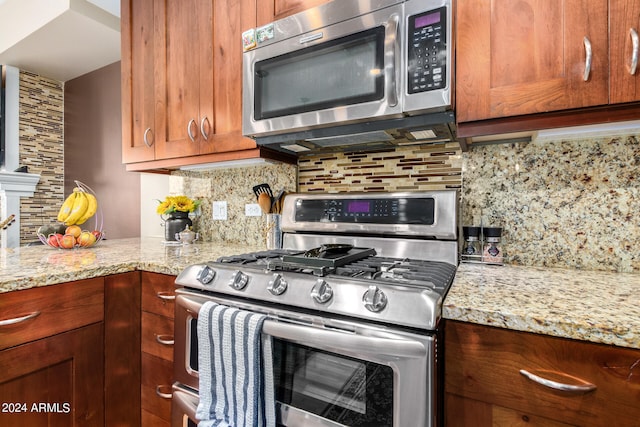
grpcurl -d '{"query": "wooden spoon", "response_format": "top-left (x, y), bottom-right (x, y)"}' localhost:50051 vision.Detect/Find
top-left (258, 192), bottom-right (272, 214)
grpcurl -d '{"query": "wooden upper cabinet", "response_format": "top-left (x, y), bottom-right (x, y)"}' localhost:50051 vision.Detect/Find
top-left (610, 0), bottom-right (640, 103)
top-left (456, 0), bottom-right (609, 123)
top-left (121, 0), bottom-right (156, 163)
top-left (154, 0), bottom-right (209, 159)
top-left (257, 0), bottom-right (332, 27)
top-left (122, 0), bottom-right (259, 168)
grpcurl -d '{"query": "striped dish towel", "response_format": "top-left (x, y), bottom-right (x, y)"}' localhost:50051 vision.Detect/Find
top-left (196, 301), bottom-right (275, 427)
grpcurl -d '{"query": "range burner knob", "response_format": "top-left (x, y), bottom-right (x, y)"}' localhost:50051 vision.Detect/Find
top-left (267, 273), bottom-right (288, 295)
top-left (363, 285), bottom-right (387, 312)
top-left (228, 271), bottom-right (249, 290)
top-left (311, 279), bottom-right (333, 304)
top-left (197, 265), bottom-right (216, 285)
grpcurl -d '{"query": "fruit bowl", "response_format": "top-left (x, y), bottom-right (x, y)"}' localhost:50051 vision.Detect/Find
top-left (37, 181), bottom-right (104, 249)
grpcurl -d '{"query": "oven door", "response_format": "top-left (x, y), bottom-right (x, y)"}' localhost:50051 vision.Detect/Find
top-left (174, 289), bottom-right (436, 427)
top-left (242, 3), bottom-right (404, 139)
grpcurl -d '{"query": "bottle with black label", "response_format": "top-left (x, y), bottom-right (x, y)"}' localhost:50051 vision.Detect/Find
top-left (461, 226), bottom-right (482, 262)
top-left (482, 227), bottom-right (504, 264)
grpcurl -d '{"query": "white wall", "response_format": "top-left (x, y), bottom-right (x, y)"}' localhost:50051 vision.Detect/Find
top-left (140, 173), bottom-right (170, 238)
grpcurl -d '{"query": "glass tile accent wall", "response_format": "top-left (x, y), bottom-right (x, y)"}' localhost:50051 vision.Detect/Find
top-left (298, 142), bottom-right (463, 192)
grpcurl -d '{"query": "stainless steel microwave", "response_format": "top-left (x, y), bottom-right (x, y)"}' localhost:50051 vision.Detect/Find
top-left (241, 0), bottom-right (455, 155)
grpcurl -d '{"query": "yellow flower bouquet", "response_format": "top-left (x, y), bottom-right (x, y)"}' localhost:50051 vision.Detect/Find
top-left (156, 195), bottom-right (201, 215)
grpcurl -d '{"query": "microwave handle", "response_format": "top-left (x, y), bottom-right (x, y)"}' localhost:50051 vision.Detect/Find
top-left (384, 14), bottom-right (400, 107)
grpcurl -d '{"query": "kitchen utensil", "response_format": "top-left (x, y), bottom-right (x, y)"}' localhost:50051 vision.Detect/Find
top-left (271, 189), bottom-right (285, 214)
top-left (258, 192), bottom-right (272, 214)
top-left (252, 183), bottom-right (273, 199)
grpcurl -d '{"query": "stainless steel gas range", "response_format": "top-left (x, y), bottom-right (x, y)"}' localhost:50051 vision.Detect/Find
top-left (172, 190), bottom-right (458, 427)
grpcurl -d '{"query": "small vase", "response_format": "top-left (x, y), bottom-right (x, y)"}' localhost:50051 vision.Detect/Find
top-left (164, 211), bottom-right (192, 242)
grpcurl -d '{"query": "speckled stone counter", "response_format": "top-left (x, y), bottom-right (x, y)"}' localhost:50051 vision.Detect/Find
top-left (444, 262), bottom-right (640, 350)
top-left (0, 237), bottom-right (264, 294)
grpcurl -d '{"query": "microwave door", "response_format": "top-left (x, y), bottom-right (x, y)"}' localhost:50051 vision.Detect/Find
top-left (243, 4), bottom-right (404, 138)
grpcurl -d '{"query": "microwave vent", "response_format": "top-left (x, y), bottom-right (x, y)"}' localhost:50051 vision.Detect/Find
top-left (305, 130), bottom-right (394, 147)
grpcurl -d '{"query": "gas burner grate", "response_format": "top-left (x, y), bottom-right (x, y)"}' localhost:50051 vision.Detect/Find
top-left (335, 256), bottom-right (457, 289)
top-left (217, 249), bottom-right (302, 264)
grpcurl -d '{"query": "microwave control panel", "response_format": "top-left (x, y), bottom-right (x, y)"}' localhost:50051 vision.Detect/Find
top-left (407, 7), bottom-right (447, 94)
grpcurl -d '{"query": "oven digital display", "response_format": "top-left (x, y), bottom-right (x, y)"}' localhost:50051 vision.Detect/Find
top-left (415, 11), bottom-right (440, 28)
top-left (347, 200), bottom-right (370, 213)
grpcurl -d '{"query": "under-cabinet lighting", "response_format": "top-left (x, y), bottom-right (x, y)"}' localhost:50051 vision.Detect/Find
top-left (535, 120), bottom-right (640, 140)
top-left (179, 158), bottom-right (277, 171)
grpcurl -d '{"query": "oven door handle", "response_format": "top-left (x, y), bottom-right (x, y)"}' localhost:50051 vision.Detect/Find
top-left (263, 319), bottom-right (427, 359)
top-left (172, 385), bottom-right (199, 421)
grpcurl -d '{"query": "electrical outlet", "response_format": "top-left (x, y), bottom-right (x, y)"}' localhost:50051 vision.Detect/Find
top-left (212, 201), bottom-right (228, 220)
top-left (245, 204), bottom-right (262, 217)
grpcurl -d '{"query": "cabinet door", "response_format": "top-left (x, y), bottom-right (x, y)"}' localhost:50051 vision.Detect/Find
top-left (0, 324), bottom-right (104, 427)
top-left (456, 0), bottom-right (609, 122)
top-left (202, 0), bottom-right (258, 154)
top-left (154, 0), bottom-right (204, 159)
top-left (444, 321), bottom-right (640, 426)
top-left (257, 0), bottom-right (332, 27)
top-left (610, 0), bottom-right (640, 103)
top-left (121, 0), bottom-right (156, 163)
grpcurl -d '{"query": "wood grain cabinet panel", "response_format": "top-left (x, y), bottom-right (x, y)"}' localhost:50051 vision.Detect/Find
top-left (121, 0), bottom-right (156, 163)
top-left (257, 0), bottom-right (332, 26)
top-left (456, 0), bottom-right (609, 123)
top-left (610, 0), bottom-right (640, 103)
top-left (0, 323), bottom-right (104, 427)
top-left (0, 278), bottom-right (103, 351)
top-left (142, 271), bottom-right (177, 317)
top-left (121, 0), bottom-right (258, 170)
top-left (141, 272), bottom-right (176, 426)
top-left (444, 321), bottom-right (640, 427)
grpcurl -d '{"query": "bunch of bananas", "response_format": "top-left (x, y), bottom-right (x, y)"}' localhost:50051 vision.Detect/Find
top-left (57, 188), bottom-right (98, 226)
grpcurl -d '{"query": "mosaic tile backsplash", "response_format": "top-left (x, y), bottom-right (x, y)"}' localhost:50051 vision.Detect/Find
top-left (298, 142), bottom-right (462, 192)
top-left (18, 71), bottom-right (64, 242)
top-left (461, 134), bottom-right (640, 273)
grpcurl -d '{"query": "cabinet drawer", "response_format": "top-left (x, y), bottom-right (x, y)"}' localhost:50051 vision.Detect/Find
top-left (0, 278), bottom-right (104, 351)
top-left (445, 321), bottom-right (640, 426)
top-left (141, 272), bottom-right (176, 318)
top-left (142, 352), bottom-right (173, 423)
top-left (142, 311), bottom-right (174, 361)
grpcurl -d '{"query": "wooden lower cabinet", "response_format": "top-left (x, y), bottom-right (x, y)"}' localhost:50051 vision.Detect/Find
top-left (444, 320), bottom-right (640, 426)
top-left (0, 279), bottom-right (105, 427)
top-left (141, 272), bottom-right (177, 426)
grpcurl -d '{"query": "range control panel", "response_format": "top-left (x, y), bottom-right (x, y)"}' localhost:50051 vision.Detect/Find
top-left (294, 197), bottom-right (435, 225)
top-left (407, 7), bottom-right (447, 94)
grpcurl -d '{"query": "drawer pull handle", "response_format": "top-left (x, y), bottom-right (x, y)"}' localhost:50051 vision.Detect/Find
top-left (156, 385), bottom-right (173, 400)
top-left (583, 36), bottom-right (592, 81)
top-left (156, 334), bottom-right (174, 346)
top-left (629, 28), bottom-right (639, 75)
top-left (519, 369), bottom-right (596, 393)
top-left (156, 291), bottom-right (175, 301)
top-left (0, 311), bottom-right (41, 326)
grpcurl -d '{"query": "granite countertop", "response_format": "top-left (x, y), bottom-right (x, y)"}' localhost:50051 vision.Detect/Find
top-left (444, 262), bottom-right (640, 350)
top-left (2, 238), bottom-right (638, 351)
top-left (0, 237), bottom-right (264, 294)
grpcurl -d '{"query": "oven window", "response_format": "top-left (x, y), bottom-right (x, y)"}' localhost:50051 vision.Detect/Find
top-left (254, 27), bottom-right (385, 120)
top-left (273, 338), bottom-right (393, 426)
